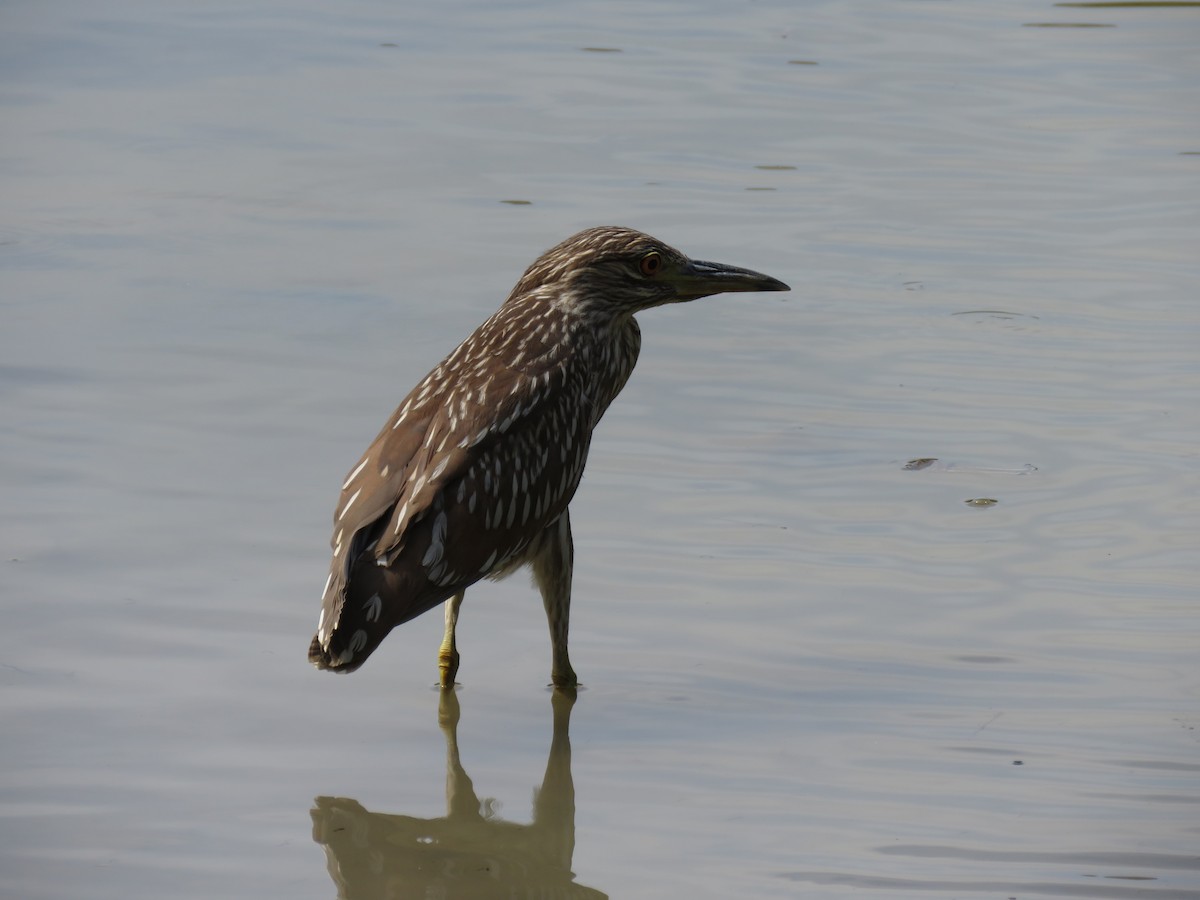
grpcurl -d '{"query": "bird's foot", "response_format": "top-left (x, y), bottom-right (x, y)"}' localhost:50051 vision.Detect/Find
top-left (549, 668), bottom-right (579, 690)
top-left (437, 647), bottom-right (460, 689)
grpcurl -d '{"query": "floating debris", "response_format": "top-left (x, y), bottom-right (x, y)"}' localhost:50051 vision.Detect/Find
top-left (904, 459), bottom-right (1037, 476)
top-left (1056, 2), bottom-right (1200, 7)
top-left (951, 309), bottom-right (1040, 320)
top-left (965, 498), bottom-right (999, 507)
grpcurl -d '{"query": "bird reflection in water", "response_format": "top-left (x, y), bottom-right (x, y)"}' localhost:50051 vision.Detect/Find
top-left (310, 688), bottom-right (606, 899)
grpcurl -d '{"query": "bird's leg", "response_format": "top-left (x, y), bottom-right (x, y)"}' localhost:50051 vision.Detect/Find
top-left (533, 512), bottom-right (578, 687)
top-left (438, 591), bottom-right (464, 688)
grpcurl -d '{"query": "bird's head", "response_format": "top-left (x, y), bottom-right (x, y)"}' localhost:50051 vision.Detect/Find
top-left (510, 226), bottom-right (790, 319)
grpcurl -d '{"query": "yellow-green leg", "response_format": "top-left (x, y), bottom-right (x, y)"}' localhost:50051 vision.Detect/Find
top-left (533, 512), bottom-right (578, 687)
top-left (438, 591), bottom-right (464, 688)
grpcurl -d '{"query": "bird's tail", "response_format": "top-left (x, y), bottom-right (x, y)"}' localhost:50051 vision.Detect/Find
top-left (308, 606), bottom-right (388, 674)
top-left (308, 555), bottom-right (449, 672)
top-left (307, 632), bottom-right (347, 670)
top-left (308, 558), bottom-right (388, 673)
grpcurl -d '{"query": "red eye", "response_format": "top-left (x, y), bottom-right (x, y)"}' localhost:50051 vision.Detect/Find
top-left (639, 253), bottom-right (662, 277)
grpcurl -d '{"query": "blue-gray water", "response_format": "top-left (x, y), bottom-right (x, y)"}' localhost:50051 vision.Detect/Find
top-left (2, 1), bottom-right (1198, 897)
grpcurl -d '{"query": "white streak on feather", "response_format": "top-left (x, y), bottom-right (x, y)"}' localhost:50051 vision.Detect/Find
top-left (422, 511), bottom-right (448, 567)
top-left (338, 488), bottom-right (362, 521)
top-left (342, 457), bottom-right (369, 490)
top-left (364, 594), bottom-right (382, 623)
top-left (430, 456), bottom-right (450, 481)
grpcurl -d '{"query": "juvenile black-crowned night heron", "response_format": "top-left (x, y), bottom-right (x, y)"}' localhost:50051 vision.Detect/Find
top-left (308, 226), bottom-right (789, 687)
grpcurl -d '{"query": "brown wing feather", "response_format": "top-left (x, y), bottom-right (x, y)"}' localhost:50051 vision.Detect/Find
top-left (311, 309), bottom-right (590, 669)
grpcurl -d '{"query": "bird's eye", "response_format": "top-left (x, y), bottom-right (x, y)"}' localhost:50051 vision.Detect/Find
top-left (639, 252), bottom-right (662, 277)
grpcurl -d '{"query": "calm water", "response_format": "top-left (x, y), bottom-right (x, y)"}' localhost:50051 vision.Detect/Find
top-left (3, 0), bottom-right (1198, 898)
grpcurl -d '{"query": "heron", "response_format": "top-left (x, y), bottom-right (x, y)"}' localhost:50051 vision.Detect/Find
top-left (308, 226), bottom-right (789, 687)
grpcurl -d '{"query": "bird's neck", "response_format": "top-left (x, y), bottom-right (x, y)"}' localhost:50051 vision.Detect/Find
top-left (495, 289), bottom-right (643, 425)
top-left (566, 312), bottom-right (641, 427)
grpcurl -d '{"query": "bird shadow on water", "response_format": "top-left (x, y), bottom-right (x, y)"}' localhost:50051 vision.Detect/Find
top-left (310, 688), bottom-right (607, 899)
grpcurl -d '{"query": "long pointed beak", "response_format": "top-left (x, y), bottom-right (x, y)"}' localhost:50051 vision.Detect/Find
top-left (671, 258), bottom-right (790, 301)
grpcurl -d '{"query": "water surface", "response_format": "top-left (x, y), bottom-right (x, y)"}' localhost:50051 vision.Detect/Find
top-left (2, 0), bottom-right (1198, 897)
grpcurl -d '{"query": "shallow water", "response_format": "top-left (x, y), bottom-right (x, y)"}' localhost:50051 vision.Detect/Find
top-left (2, 0), bottom-right (1198, 897)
